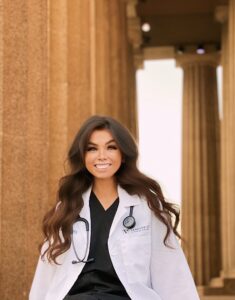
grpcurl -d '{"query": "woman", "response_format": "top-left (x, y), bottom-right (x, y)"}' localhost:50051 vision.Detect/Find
top-left (30, 115), bottom-right (200, 300)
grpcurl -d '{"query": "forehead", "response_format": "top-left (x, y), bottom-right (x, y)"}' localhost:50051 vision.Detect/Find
top-left (88, 129), bottom-right (115, 142)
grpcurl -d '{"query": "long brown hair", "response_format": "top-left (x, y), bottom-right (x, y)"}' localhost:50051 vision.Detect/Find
top-left (41, 115), bottom-right (180, 264)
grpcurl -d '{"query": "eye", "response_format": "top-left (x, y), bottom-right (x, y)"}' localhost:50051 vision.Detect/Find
top-left (86, 146), bottom-right (97, 152)
top-left (108, 144), bottom-right (118, 150)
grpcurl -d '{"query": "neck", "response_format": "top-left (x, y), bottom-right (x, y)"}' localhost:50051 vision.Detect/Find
top-left (92, 178), bottom-right (118, 200)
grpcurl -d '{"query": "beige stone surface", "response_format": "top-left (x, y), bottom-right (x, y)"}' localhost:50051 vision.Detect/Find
top-left (0, 1), bottom-right (49, 299)
top-left (67, 0), bottom-right (93, 143)
top-left (48, 0), bottom-right (69, 203)
top-left (88, 0), bottom-right (137, 134)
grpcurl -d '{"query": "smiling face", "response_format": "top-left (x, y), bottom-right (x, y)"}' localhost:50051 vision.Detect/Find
top-left (84, 129), bottom-right (122, 182)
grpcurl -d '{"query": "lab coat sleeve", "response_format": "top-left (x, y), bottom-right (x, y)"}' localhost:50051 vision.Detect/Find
top-left (29, 243), bottom-right (57, 300)
top-left (150, 212), bottom-right (200, 300)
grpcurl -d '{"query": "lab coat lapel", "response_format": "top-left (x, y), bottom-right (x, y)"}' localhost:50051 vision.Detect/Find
top-left (80, 186), bottom-right (92, 220)
top-left (109, 185), bottom-right (141, 237)
top-left (52, 188), bottom-right (93, 295)
top-left (74, 186), bottom-right (92, 237)
top-left (72, 186), bottom-right (92, 256)
top-left (77, 185), bottom-right (142, 238)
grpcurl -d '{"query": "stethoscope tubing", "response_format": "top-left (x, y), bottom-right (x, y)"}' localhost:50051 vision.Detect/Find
top-left (71, 206), bottom-right (135, 264)
top-left (71, 218), bottom-right (90, 264)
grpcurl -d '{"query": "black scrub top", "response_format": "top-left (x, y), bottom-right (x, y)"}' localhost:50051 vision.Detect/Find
top-left (67, 191), bottom-right (131, 300)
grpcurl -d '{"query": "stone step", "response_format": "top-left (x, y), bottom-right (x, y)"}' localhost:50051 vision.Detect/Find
top-left (201, 297), bottom-right (235, 300)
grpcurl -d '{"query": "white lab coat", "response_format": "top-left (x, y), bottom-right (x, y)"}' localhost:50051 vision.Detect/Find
top-left (29, 186), bottom-right (200, 300)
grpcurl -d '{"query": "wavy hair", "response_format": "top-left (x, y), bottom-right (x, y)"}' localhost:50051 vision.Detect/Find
top-left (41, 115), bottom-right (180, 264)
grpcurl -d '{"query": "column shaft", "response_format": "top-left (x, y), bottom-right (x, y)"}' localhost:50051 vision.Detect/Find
top-left (126, 41), bottom-right (138, 136)
top-left (49, 0), bottom-right (68, 202)
top-left (90, 0), bottom-right (136, 132)
top-left (221, 15), bottom-right (231, 279)
top-left (66, 0), bottom-right (137, 141)
top-left (0, 1), bottom-right (49, 299)
top-left (222, 0), bottom-right (235, 277)
top-left (0, 1), bottom-right (138, 299)
top-left (206, 3), bottom-right (235, 295)
top-left (67, 0), bottom-right (93, 142)
top-left (179, 55), bottom-right (221, 286)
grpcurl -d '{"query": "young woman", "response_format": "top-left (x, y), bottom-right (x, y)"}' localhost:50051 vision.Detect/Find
top-left (30, 115), bottom-right (200, 300)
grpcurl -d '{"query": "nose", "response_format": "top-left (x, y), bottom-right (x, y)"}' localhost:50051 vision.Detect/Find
top-left (97, 149), bottom-right (107, 160)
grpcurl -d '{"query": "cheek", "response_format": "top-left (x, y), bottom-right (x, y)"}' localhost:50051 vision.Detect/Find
top-left (84, 154), bottom-right (93, 169)
top-left (114, 153), bottom-right (122, 166)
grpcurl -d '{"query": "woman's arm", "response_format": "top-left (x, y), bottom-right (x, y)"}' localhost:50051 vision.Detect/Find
top-left (150, 212), bottom-right (200, 300)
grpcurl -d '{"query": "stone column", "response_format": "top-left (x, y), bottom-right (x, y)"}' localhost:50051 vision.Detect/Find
top-left (224, 0), bottom-right (235, 280)
top-left (66, 0), bottom-right (94, 141)
top-left (49, 0), bottom-right (139, 198)
top-left (0, 1), bottom-right (49, 299)
top-left (177, 53), bottom-right (221, 287)
top-left (219, 0), bottom-right (235, 286)
top-left (199, 4), bottom-right (235, 296)
top-left (215, 6), bottom-right (229, 282)
top-left (49, 0), bottom-right (69, 202)
top-left (126, 41), bottom-right (138, 137)
top-left (206, 3), bottom-right (235, 296)
top-left (126, 0), bottom-right (143, 137)
top-left (0, 1), bottom-right (138, 299)
top-left (88, 0), bottom-right (137, 133)
top-left (64, 0), bottom-right (138, 141)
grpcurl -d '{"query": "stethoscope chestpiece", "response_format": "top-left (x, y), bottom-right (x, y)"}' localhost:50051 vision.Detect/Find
top-left (123, 206), bottom-right (136, 229)
top-left (123, 215), bottom-right (136, 229)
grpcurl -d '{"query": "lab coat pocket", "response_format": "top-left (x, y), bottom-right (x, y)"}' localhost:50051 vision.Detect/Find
top-left (121, 233), bottom-right (151, 284)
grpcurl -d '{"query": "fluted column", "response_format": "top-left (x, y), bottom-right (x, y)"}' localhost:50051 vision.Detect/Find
top-left (0, 1), bottom-right (49, 299)
top-left (212, 3), bottom-right (235, 294)
top-left (49, 0), bottom-right (139, 198)
top-left (126, 41), bottom-right (138, 136)
top-left (89, 0), bottom-right (136, 132)
top-left (0, 1), bottom-right (138, 299)
top-left (177, 53), bottom-right (221, 286)
top-left (222, 0), bottom-right (235, 280)
top-left (49, 0), bottom-right (69, 202)
top-left (126, 0), bottom-right (143, 137)
top-left (199, 4), bottom-right (235, 296)
top-left (216, 5), bottom-right (230, 281)
top-left (66, 0), bottom-right (94, 141)
top-left (64, 0), bottom-right (138, 141)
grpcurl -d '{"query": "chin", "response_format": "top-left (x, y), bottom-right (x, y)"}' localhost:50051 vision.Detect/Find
top-left (93, 173), bottom-right (115, 180)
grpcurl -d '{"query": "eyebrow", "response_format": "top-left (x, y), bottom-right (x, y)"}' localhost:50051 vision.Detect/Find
top-left (87, 139), bottom-right (116, 146)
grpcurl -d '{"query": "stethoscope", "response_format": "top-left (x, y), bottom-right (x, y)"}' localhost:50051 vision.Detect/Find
top-left (71, 206), bottom-right (135, 264)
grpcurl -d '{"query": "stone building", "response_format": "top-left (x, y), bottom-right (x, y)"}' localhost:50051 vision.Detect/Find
top-left (0, 0), bottom-right (234, 299)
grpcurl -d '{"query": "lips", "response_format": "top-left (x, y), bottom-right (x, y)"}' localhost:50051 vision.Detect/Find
top-left (94, 163), bottom-right (111, 169)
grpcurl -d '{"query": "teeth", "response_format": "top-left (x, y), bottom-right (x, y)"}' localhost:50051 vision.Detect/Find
top-left (95, 164), bottom-right (110, 169)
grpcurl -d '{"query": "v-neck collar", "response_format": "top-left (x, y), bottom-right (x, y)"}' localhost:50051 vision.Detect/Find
top-left (90, 191), bottom-right (119, 212)
top-left (80, 185), bottom-right (142, 238)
